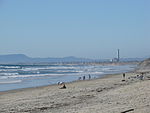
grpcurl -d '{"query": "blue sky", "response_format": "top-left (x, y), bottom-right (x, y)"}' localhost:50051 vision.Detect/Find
top-left (0, 0), bottom-right (149, 59)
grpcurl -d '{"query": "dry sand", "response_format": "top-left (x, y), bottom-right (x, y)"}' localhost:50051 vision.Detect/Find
top-left (0, 72), bottom-right (150, 113)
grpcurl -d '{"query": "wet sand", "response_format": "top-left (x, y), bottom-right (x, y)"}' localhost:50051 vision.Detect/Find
top-left (0, 72), bottom-right (150, 113)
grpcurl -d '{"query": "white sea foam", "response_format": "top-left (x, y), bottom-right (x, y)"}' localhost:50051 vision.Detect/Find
top-left (0, 66), bottom-right (20, 69)
top-left (92, 71), bottom-right (104, 74)
top-left (1, 74), bottom-right (67, 79)
top-left (0, 73), bottom-right (19, 76)
top-left (20, 66), bottom-right (77, 71)
top-left (0, 80), bottom-right (22, 84)
top-left (21, 67), bottom-right (43, 71)
top-left (101, 68), bottom-right (111, 71)
top-left (56, 70), bottom-right (83, 73)
top-left (0, 65), bottom-right (136, 79)
top-left (0, 64), bottom-right (136, 92)
top-left (45, 66), bottom-right (77, 69)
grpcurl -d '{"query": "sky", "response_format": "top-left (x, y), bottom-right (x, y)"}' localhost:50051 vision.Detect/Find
top-left (0, 0), bottom-right (149, 59)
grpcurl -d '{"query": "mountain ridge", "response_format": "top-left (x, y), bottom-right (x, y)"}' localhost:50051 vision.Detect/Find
top-left (0, 54), bottom-right (94, 64)
top-left (0, 54), bottom-right (146, 64)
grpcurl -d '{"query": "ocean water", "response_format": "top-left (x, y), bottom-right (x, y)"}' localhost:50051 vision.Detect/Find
top-left (0, 64), bottom-right (136, 91)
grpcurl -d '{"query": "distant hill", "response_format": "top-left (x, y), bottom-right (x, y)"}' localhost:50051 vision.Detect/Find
top-left (0, 54), bottom-right (94, 64)
top-left (137, 58), bottom-right (150, 72)
top-left (0, 54), bottom-right (146, 64)
top-left (0, 54), bottom-right (31, 63)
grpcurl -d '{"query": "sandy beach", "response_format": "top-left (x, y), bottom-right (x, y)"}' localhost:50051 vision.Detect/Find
top-left (0, 72), bottom-right (150, 113)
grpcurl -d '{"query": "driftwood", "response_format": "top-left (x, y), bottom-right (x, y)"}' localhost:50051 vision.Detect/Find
top-left (121, 108), bottom-right (134, 113)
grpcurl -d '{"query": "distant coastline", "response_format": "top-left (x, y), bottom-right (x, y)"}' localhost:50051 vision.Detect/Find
top-left (0, 54), bottom-right (145, 64)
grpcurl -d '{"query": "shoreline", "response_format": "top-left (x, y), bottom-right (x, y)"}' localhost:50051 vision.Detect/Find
top-left (0, 63), bottom-right (136, 92)
top-left (0, 71), bottom-right (150, 113)
top-left (0, 72), bottom-right (120, 94)
top-left (0, 70), bottom-right (129, 94)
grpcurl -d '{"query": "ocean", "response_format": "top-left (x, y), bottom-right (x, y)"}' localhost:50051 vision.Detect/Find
top-left (0, 64), bottom-right (136, 91)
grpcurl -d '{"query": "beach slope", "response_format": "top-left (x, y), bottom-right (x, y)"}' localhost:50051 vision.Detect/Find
top-left (0, 72), bottom-right (150, 113)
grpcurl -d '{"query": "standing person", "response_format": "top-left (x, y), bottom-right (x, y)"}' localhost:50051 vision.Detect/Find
top-left (123, 73), bottom-right (125, 81)
top-left (83, 76), bottom-right (85, 80)
top-left (88, 74), bottom-right (91, 80)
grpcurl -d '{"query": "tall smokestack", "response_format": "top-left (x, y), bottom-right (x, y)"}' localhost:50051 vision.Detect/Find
top-left (117, 49), bottom-right (120, 62)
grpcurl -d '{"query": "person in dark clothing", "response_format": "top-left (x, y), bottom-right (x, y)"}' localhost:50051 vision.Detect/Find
top-left (122, 73), bottom-right (126, 81)
top-left (123, 73), bottom-right (125, 79)
top-left (83, 76), bottom-right (85, 80)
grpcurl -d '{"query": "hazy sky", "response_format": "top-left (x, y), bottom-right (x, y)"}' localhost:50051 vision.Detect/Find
top-left (0, 0), bottom-right (149, 59)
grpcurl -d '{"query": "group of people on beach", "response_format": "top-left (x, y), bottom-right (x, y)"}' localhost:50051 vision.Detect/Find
top-left (78, 74), bottom-right (91, 81)
top-left (122, 72), bottom-right (145, 81)
top-left (58, 72), bottom-right (146, 89)
top-left (58, 74), bottom-right (92, 89)
top-left (136, 73), bottom-right (144, 80)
